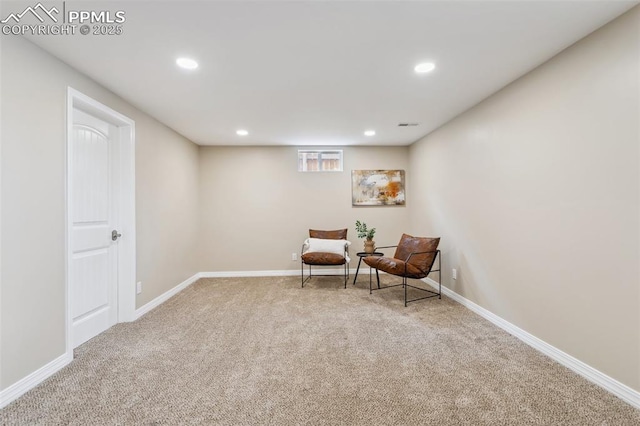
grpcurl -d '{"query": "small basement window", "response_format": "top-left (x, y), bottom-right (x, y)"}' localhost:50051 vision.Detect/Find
top-left (298, 150), bottom-right (343, 172)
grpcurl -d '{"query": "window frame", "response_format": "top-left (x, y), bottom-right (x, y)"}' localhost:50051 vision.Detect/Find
top-left (297, 149), bottom-right (344, 172)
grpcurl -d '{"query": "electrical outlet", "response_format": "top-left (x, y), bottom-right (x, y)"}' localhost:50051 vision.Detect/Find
top-left (136, 281), bottom-right (142, 294)
top-left (292, 253), bottom-right (297, 261)
top-left (452, 269), bottom-right (457, 280)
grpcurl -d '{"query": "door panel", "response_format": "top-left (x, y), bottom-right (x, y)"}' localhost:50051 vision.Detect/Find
top-left (72, 127), bottom-right (109, 223)
top-left (70, 108), bottom-right (118, 348)
top-left (71, 226), bottom-right (110, 252)
top-left (71, 249), bottom-right (110, 319)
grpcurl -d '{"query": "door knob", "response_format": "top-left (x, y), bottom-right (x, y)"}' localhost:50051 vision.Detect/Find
top-left (112, 230), bottom-right (122, 241)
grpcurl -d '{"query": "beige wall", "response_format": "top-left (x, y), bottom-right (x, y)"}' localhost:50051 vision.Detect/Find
top-left (198, 146), bottom-right (410, 271)
top-left (409, 7), bottom-right (640, 390)
top-left (135, 115), bottom-right (199, 308)
top-left (0, 37), bottom-right (200, 389)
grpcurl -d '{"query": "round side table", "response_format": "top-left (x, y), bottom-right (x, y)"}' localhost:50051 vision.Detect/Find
top-left (353, 251), bottom-right (383, 285)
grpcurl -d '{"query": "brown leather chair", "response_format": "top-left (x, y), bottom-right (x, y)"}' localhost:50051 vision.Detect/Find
top-left (301, 229), bottom-right (350, 288)
top-left (364, 234), bottom-right (441, 306)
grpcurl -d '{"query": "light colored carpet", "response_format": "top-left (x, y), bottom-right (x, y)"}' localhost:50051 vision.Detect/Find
top-left (2, 275), bottom-right (639, 425)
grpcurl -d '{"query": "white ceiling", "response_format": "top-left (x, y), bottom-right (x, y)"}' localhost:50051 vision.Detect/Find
top-left (23, 0), bottom-right (638, 146)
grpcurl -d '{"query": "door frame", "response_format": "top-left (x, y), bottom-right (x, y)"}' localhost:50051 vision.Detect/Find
top-left (65, 87), bottom-right (136, 354)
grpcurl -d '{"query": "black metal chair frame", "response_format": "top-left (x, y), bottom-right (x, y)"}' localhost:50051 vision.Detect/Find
top-left (301, 242), bottom-right (350, 288)
top-left (369, 247), bottom-right (441, 306)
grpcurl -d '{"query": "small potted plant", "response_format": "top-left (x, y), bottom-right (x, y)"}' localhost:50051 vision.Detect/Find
top-left (355, 220), bottom-right (376, 254)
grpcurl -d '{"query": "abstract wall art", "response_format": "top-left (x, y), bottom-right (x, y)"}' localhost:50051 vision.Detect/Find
top-left (351, 170), bottom-right (405, 206)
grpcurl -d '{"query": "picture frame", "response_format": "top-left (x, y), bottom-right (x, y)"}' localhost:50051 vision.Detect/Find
top-left (352, 170), bottom-right (405, 206)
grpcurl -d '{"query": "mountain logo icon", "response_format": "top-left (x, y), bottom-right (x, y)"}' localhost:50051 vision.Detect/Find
top-left (1, 2), bottom-right (59, 24)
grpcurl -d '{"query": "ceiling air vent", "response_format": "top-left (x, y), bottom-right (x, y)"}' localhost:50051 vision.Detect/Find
top-left (398, 123), bottom-right (419, 127)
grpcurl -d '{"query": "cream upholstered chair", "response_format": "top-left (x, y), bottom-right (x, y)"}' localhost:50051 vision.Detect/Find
top-left (363, 234), bottom-right (441, 306)
top-left (301, 229), bottom-right (350, 288)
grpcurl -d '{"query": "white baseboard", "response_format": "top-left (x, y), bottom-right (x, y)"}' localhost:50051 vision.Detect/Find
top-left (423, 278), bottom-right (640, 409)
top-left (201, 267), bottom-right (359, 278)
top-left (134, 272), bottom-right (201, 319)
top-left (0, 352), bottom-right (72, 409)
top-left (201, 269), bottom-right (299, 278)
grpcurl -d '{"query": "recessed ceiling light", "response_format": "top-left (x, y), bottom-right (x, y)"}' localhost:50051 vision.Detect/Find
top-left (236, 129), bottom-right (249, 136)
top-left (364, 130), bottom-right (376, 136)
top-left (414, 62), bottom-right (436, 73)
top-left (176, 57), bottom-right (198, 70)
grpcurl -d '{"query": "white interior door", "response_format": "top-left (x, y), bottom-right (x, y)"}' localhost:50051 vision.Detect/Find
top-left (70, 108), bottom-right (120, 347)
